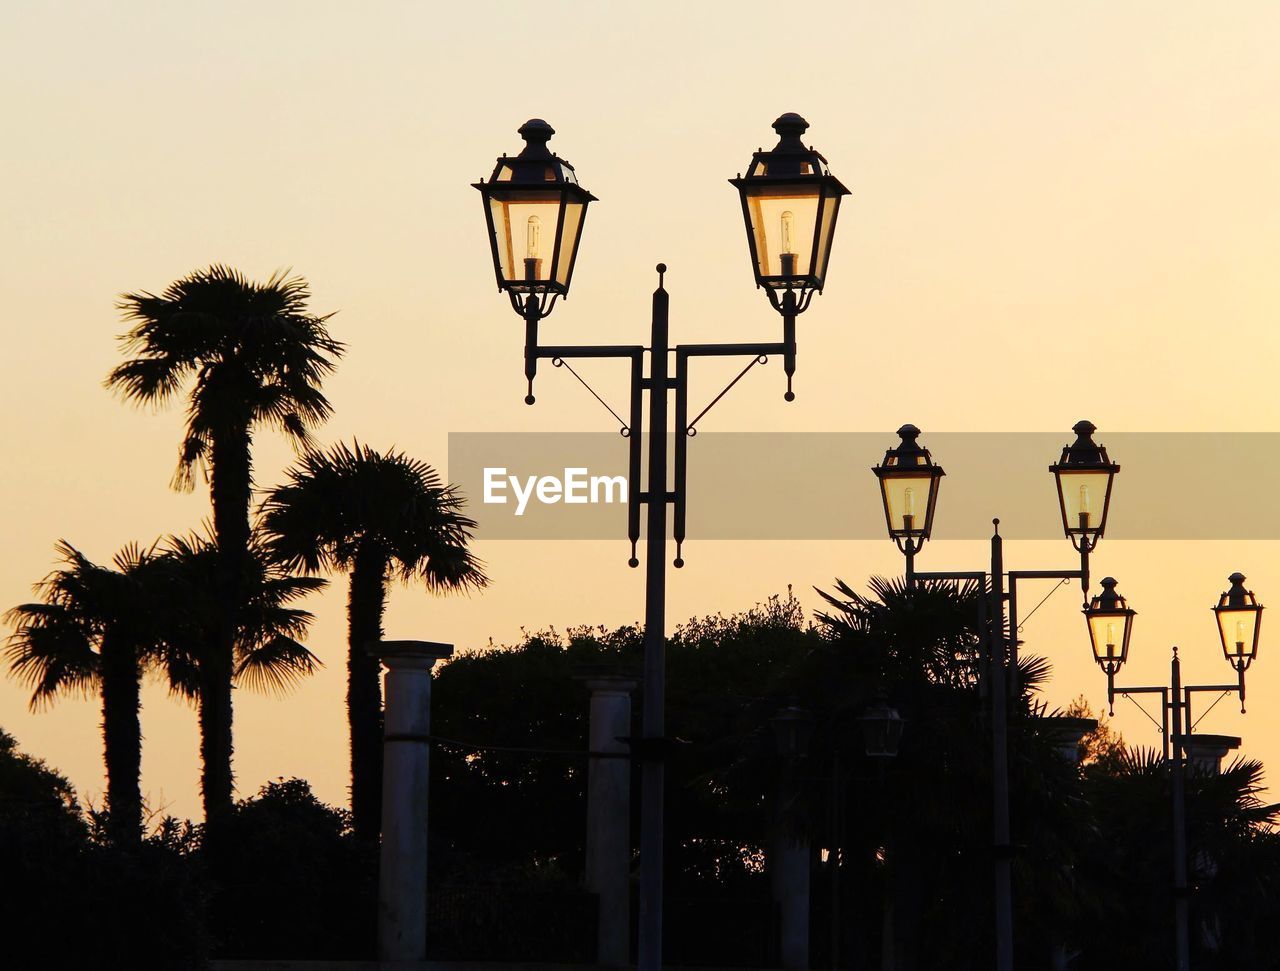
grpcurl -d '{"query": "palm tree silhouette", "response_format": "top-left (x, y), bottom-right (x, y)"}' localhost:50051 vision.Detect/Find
top-left (5, 541), bottom-right (168, 845)
top-left (159, 533), bottom-right (326, 817)
top-left (259, 442), bottom-right (487, 838)
top-left (106, 266), bottom-right (343, 821)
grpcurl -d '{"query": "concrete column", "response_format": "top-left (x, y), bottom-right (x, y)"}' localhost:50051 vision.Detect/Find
top-left (772, 835), bottom-right (810, 971)
top-left (579, 671), bottom-right (636, 968)
top-left (1042, 716), bottom-right (1096, 971)
top-left (373, 639), bottom-right (454, 963)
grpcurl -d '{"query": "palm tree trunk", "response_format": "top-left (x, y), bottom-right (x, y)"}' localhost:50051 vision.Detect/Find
top-left (348, 548), bottom-right (388, 840)
top-left (100, 632), bottom-right (143, 845)
top-left (204, 428), bottom-right (252, 824)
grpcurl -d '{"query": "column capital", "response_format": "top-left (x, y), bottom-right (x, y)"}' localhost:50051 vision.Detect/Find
top-left (370, 639), bottom-right (455, 670)
top-left (573, 664), bottom-right (639, 695)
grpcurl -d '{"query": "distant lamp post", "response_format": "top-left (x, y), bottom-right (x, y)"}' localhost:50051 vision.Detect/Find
top-left (872, 424), bottom-right (945, 583)
top-left (1084, 576), bottom-right (1136, 688)
top-left (858, 694), bottom-right (906, 759)
top-left (871, 419), bottom-right (1118, 971)
top-left (1049, 420), bottom-right (1120, 556)
top-left (1094, 573), bottom-right (1265, 971)
top-left (1213, 571), bottom-right (1263, 677)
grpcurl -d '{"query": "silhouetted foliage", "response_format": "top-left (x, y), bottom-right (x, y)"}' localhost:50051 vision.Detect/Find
top-left (202, 778), bottom-right (375, 959)
top-left (0, 729), bottom-right (207, 970)
top-left (260, 441), bottom-right (486, 839)
top-left (107, 265), bottom-right (342, 822)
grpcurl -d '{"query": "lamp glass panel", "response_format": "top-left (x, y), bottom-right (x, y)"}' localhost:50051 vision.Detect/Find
top-left (882, 472), bottom-right (936, 535)
top-left (747, 186), bottom-right (822, 278)
top-left (489, 194), bottom-right (563, 285)
top-left (1088, 612), bottom-right (1127, 664)
top-left (1057, 469), bottom-right (1112, 531)
top-left (1218, 607), bottom-right (1259, 660)
top-left (813, 188), bottom-right (840, 282)
top-left (554, 200), bottom-right (585, 286)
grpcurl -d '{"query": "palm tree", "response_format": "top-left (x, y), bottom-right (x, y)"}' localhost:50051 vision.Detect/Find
top-left (259, 442), bottom-right (487, 838)
top-left (5, 541), bottom-right (167, 845)
top-left (106, 266), bottom-right (342, 821)
top-left (159, 533), bottom-right (326, 819)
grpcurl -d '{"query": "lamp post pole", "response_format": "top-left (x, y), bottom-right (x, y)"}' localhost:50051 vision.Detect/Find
top-left (475, 115), bottom-right (849, 971)
top-left (1092, 572), bottom-right (1264, 971)
top-left (638, 276), bottom-right (670, 971)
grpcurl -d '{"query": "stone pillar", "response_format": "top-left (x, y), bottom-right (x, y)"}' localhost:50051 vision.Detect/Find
top-left (773, 836), bottom-right (810, 971)
top-left (1041, 716), bottom-right (1096, 971)
top-left (578, 671), bottom-right (636, 968)
top-left (373, 639), bottom-right (454, 963)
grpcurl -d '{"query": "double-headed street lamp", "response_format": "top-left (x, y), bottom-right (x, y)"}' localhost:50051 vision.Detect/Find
top-left (475, 114), bottom-right (848, 971)
top-left (1084, 573), bottom-right (1264, 971)
top-left (871, 420), bottom-right (1120, 971)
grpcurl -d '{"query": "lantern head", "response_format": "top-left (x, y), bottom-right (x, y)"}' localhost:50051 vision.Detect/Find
top-left (731, 113), bottom-right (849, 306)
top-left (1213, 572), bottom-right (1263, 672)
top-left (1084, 576), bottom-right (1136, 673)
top-left (859, 692), bottom-right (905, 759)
top-left (873, 424), bottom-right (945, 552)
top-left (474, 119), bottom-right (596, 307)
top-left (1050, 420), bottom-right (1120, 552)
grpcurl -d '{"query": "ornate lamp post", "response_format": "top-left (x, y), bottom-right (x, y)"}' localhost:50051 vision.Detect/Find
top-left (475, 114), bottom-right (848, 971)
top-left (871, 420), bottom-right (1119, 971)
top-left (1084, 573), bottom-right (1264, 971)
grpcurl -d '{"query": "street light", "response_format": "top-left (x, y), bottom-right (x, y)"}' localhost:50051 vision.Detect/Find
top-left (475, 114), bottom-right (847, 971)
top-left (1091, 573), bottom-right (1264, 971)
top-left (770, 705), bottom-right (816, 760)
top-left (858, 694), bottom-right (906, 759)
top-left (731, 112), bottom-right (849, 400)
top-left (1213, 571), bottom-right (1263, 673)
top-left (1049, 419), bottom-right (1120, 554)
top-left (474, 118), bottom-right (596, 302)
top-left (872, 423), bottom-right (945, 583)
top-left (1084, 576), bottom-right (1136, 676)
top-left (870, 419), bottom-right (1118, 971)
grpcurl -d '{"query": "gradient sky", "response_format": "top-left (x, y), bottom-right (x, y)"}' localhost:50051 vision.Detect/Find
top-left (2, 1), bottom-right (1279, 820)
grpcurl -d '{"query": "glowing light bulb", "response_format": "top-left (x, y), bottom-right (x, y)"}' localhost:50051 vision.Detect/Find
top-left (1106, 622), bottom-right (1116, 654)
top-left (526, 215), bottom-right (541, 259)
top-left (780, 210), bottom-right (795, 255)
top-left (1236, 619), bottom-right (1247, 652)
top-left (904, 486), bottom-right (915, 518)
top-left (1078, 484), bottom-right (1091, 527)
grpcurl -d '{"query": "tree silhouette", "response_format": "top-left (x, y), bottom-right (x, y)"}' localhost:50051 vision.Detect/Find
top-left (158, 533), bottom-right (325, 816)
top-left (106, 266), bottom-right (342, 821)
top-left (259, 442), bottom-right (487, 838)
top-left (5, 541), bottom-right (167, 845)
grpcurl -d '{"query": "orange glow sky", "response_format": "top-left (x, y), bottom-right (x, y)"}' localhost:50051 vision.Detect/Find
top-left (3, 2), bottom-right (1279, 820)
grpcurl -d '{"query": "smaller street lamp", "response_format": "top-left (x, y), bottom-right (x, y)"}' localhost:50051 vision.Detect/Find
top-left (859, 693), bottom-right (906, 759)
top-left (872, 424), bottom-right (945, 582)
top-left (1049, 420), bottom-right (1120, 556)
top-left (770, 705), bottom-right (815, 760)
top-left (1095, 574), bottom-right (1265, 971)
top-left (1213, 571), bottom-right (1264, 676)
top-left (1084, 576), bottom-right (1137, 695)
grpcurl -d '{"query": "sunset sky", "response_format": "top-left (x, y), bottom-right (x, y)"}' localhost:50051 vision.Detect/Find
top-left (3, 1), bottom-right (1279, 820)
